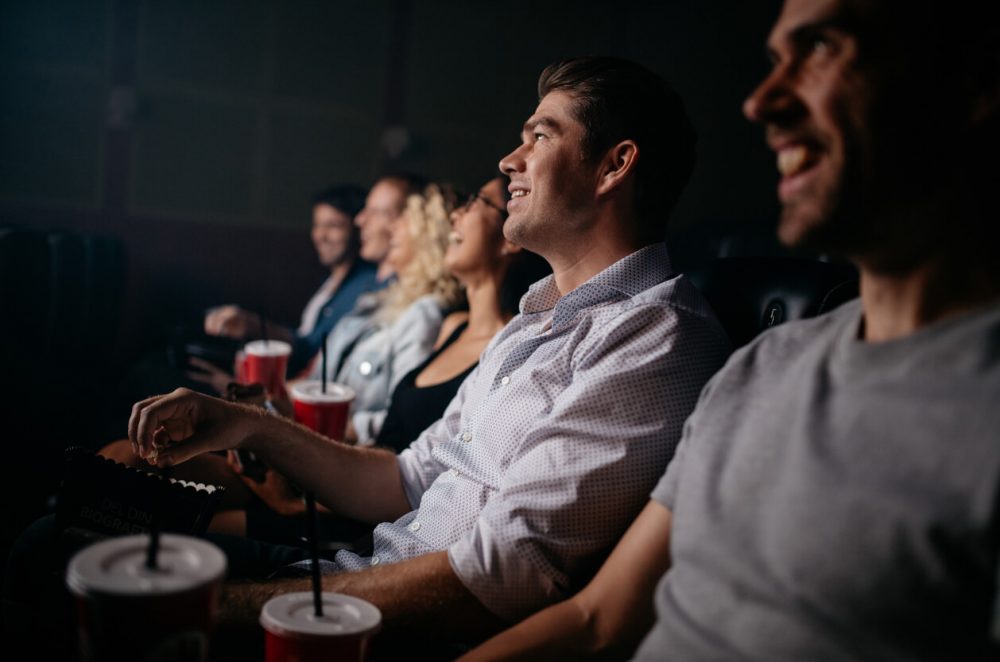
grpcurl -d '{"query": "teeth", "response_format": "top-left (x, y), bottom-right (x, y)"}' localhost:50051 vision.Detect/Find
top-left (511, 190), bottom-right (527, 198)
top-left (777, 146), bottom-right (809, 176)
top-left (448, 231), bottom-right (462, 244)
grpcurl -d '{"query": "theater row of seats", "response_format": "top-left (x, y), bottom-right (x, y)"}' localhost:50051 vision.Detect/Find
top-left (0, 228), bottom-right (127, 545)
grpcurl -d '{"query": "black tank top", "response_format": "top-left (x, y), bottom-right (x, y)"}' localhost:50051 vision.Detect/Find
top-left (376, 322), bottom-right (476, 453)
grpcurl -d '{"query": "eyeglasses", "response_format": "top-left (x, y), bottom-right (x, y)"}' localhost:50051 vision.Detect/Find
top-left (463, 191), bottom-right (508, 218)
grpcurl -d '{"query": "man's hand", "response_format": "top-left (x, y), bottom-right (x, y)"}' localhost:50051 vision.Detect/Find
top-left (128, 388), bottom-right (259, 468)
top-left (205, 305), bottom-right (255, 339)
top-left (185, 356), bottom-right (234, 395)
top-left (226, 451), bottom-right (304, 516)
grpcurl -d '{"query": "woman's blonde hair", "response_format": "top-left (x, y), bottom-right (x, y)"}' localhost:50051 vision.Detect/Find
top-left (377, 183), bottom-right (464, 323)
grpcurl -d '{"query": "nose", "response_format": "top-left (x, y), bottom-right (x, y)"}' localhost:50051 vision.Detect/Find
top-left (743, 64), bottom-right (803, 125)
top-left (355, 210), bottom-right (367, 228)
top-left (499, 143), bottom-right (526, 175)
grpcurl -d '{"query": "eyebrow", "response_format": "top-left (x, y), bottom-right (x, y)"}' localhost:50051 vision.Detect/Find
top-left (522, 116), bottom-right (562, 136)
top-left (766, 11), bottom-right (858, 60)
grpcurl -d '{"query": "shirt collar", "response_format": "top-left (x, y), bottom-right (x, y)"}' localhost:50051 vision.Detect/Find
top-left (520, 243), bottom-right (674, 327)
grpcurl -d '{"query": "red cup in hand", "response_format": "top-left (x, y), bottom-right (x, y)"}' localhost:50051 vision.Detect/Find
top-left (244, 341), bottom-right (292, 399)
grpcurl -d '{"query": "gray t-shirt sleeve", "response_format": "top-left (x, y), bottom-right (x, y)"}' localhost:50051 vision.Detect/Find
top-left (650, 416), bottom-right (692, 510)
top-left (649, 363), bottom-right (727, 510)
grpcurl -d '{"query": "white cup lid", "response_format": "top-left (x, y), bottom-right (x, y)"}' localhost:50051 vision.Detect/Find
top-left (244, 340), bottom-right (292, 357)
top-left (66, 534), bottom-right (227, 597)
top-left (260, 592), bottom-right (381, 639)
top-left (290, 381), bottom-right (355, 404)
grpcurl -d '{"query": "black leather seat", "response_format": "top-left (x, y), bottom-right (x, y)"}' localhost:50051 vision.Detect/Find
top-left (691, 256), bottom-right (859, 348)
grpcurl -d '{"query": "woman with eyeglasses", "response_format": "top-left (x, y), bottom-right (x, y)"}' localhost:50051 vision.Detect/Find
top-left (374, 175), bottom-right (550, 452)
top-left (214, 176), bottom-right (549, 541)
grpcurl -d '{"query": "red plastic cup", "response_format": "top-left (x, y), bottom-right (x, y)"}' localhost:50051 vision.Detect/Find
top-left (260, 592), bottom-right (381, 662)
top-left (290, 381), bottom-right (355, 441)
top-left (66, 534), bottom-right (227, 662)
top-left (233, 349), bottom-right (248, 385)
top-left (244, 340), bottom-right (292, 399)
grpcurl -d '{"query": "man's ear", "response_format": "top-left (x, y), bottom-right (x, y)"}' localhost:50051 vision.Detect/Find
top-left (596, 140), bottom-right (639, 197)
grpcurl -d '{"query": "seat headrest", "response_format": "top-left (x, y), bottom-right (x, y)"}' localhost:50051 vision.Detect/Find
top-left (692, 256), bottom-right (858, 348)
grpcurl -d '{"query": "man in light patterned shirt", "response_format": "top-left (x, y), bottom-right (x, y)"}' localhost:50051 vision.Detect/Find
top-left (127, 57), bottom-right (730, 645)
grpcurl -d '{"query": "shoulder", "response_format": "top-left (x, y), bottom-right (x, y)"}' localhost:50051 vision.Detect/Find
top-left (399, 295), bottom-right (445, 325)
top-left (577, 274), bottom-right (730, 357)
top-left (705, 298), bottom-right (859, 396)
top-left (736, 297), bottom-right (859, 362)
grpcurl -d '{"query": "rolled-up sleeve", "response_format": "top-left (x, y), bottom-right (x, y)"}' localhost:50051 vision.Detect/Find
top-left (447, 304), bottom-right (727, 621)
top-left (396, 363), bottom-right (480, 509)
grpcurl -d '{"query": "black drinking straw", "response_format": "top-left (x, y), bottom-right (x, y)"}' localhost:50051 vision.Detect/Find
top-left (145, 466), bottom-right (171, 570)
top-left (258, 312), bottom-right (269, 346)
top-left (304, 492), bottom-right (324, 617)
top-left (145, 525), bottom-right (160, 570)
top-left (321, 333), bottom-right (328, 394)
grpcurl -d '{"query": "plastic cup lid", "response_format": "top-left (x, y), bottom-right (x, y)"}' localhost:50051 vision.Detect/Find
top-left (244, 340), bottom-right (292, 357)
top-left (260, 592), bottom-right (381, 639)
top-left (290, 381), bottom-right (355, 405)
top-left (66, 534), bottom-right (227, 597)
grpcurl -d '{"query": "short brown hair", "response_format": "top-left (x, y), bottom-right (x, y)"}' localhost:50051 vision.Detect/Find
top-left (538, 57), bottom-right (696, 237)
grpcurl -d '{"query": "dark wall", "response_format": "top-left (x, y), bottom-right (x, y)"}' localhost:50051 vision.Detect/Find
top-left (0, 0), bottom-right (782, 368)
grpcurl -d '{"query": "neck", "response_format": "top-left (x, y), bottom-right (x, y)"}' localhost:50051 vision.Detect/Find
top-left (327, 258), bottom-right (353, 284)
top-left (857, 256), bottom-right (1000, 342)
top-left (376, 260), bottom-right (395, 283)
top-left (461, 274), bottom-right (511, 338)
top-left (547, 218), bottom-right (644, 295)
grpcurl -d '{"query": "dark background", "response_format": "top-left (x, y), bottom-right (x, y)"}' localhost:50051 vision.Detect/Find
top-left (0, 0), bottom-right (782, 561)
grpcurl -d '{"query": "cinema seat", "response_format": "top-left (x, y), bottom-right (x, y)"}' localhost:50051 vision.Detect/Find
top-left (691, 256), bottom-right (859, 348)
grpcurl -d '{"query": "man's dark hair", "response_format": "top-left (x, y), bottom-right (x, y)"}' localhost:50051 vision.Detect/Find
top-left (538, 57), bottom-right (696, 237)
top-left (311, 184), bottom-right (367, 219)
top-left (379, 172), bottom-right (430, 211)
top-left (311, 184), bottom-right (367, 257)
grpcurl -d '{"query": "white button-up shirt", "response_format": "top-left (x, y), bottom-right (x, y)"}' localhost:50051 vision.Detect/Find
top-left (323, 244), bottom-right (731, 621)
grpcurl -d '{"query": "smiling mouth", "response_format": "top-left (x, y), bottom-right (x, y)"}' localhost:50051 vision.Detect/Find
top-left (448, 231), bottom-right (462, 245)
top-left (776, 145), bottom-right (819, 178)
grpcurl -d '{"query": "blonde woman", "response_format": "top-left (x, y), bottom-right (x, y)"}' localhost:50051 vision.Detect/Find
top-left (324, 183), bottom-right (464, 444)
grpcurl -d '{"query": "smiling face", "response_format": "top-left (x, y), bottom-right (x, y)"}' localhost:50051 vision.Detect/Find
top-left (311, 203), bottom-right (355, 269)
top-left (741, 0), bottom-right (954, 258)
top-left (743, 0), bottom-right (882, 253)
top-left (498, 90), bottom-right (600, 257)
top-left (385, 203), bottom-right (416, 273)
top-left (445, 178), bottom-right (509, 279)
top-left (355, 179), bottom-right (406, 265)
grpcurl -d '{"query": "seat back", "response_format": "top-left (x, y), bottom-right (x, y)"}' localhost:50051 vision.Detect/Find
top-left (692, 256), bottom-right (859, 348)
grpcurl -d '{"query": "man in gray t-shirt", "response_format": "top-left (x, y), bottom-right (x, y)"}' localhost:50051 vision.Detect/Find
top-left (458, 0), bottom-right (1000, 660)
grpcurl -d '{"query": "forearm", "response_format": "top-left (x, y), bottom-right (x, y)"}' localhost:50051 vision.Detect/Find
top-left (241, 414), bottom-right (411, 522)
top-left (459, 501), bottom-right (673, 661)
top-left (219, 551), bottom-right (506, 643)
top-left (458, 598), bottom-right (599, 661)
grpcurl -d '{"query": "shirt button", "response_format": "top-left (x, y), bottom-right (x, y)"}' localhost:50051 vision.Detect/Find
top-left (450, 468), bottom-right (460, 477)
top-left (359, 361), bottom-right (373, 376)
top-left (408, 521), bottom-right (421, 532)
top-left (371, 555), bottom-right (380, 566)
top-left (500, 375), bottom-right (510, 385)
top-left (462, 432), bottom-right (472, 442)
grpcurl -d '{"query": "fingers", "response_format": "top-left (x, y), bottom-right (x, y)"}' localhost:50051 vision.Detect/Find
top-left (205, 305), bottom-right (242, 337)
top-left (188, 356), bottom-right (222, 374)
top-left (152, 430), bottom-right (218, 468)
top-left (129, 388), bottom-right (198, 460)
top-left (225, 450), bottom-right (242, 473)
top-left (128, 394), bottom-right (166, 455)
